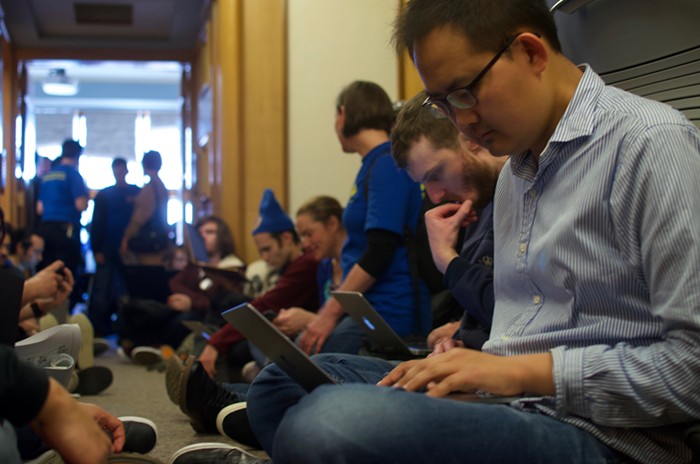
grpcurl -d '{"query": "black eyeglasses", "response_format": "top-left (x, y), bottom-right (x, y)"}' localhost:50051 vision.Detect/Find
top-left (422, 32), bottom-right (538, 119)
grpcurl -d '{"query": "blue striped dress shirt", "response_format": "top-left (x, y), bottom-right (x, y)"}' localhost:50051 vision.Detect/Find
top-left (486, 66), bottom-right (700, 464)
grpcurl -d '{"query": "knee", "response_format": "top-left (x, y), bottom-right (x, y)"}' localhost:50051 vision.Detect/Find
top-left (273, 385), bottom-right (387, 461)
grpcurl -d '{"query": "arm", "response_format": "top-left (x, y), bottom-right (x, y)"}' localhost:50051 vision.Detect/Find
top-left (427, 200), bottom-right (492, 327)
top-left (122, 183), bottom-right (156, 243)
top-left (74, 196), bottom-right (88, 212)
top-left (298, 262), bottom-right (376, 353)
top-left (70, 170), bottom-right (89, 213)
top-left (551, 125), bottom-right (700, 426)
top-left (21, 261), bottom-right (72, 306)
top-left (30, 379), bottom-right (112, 463)
top-left (207, 253), bottom-right (320, 355)
top-left (168, 264), bottom-right (210, 312)
top-left (90, 192), bottom-right (107, 255)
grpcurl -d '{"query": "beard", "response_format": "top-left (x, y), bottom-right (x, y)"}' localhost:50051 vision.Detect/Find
top-left (460, 158), bottom-right (497, 210)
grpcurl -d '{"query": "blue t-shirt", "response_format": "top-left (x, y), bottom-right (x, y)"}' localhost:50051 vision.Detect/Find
top-left (39, 165), bottom-right (88, 225)
top-left (341, 141), bottom-right (430, 336)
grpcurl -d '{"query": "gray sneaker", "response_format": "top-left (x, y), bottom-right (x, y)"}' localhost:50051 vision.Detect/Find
top-left (169, 443), bottom-right (270, 464)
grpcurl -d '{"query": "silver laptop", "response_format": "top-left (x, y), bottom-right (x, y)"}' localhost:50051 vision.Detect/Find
top-left (332, 291), bottom-right (431, 358)
top-left (221, 302), bottom-right (519, 404)
top-left (221, 302), bottom-right (337, 391)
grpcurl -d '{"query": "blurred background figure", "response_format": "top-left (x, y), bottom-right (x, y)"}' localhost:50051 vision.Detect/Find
top-left (24, 154), bottom-right (52, 232)
top-left (35, 139), bottom-right (89, 313)
top-left (121, 150), bottom-right (172, 266)
top-left (88, 157), bottom-right (140, 337)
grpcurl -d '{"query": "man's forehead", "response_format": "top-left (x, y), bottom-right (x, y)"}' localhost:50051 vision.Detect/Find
top-left (406, 137), bottom-right (445, 180)
top-left (413, 25), bottom-right (479, 96)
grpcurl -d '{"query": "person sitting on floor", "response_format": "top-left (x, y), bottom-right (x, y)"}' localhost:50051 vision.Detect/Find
top-left (118, 215), bottom-right (246, 365)
top-left (242, 1), bottom-right (700, 463)
top-left (175, 189), bottom-right (320, 435)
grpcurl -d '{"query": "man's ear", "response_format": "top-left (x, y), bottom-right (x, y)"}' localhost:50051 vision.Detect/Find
top-left (518, 32), bottom-right (548, 75)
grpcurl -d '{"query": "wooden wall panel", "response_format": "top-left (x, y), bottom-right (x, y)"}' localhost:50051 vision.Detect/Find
top-left (241, 0), bottom-right (287, 262)
top-left (396, 0), bottom-right (424, 101)
top-left (1, 38), bottom-right (18, 224)
top-left (199, 0), bottom-right (286, 262)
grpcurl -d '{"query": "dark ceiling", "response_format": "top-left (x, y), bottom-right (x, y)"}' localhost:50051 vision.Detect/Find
top-left (0, 0), bottom-right (210, 59)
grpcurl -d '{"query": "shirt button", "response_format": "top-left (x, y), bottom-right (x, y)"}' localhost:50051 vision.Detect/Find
top-left (519, 243), bottom-right (527, 254)
top-left (533, 295), bottom-right (542, 305)
top-left (529, 188), bottom-right (537, 197)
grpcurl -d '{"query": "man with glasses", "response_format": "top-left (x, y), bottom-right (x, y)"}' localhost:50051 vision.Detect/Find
top-left (245, 1), bottom-right (700, 463)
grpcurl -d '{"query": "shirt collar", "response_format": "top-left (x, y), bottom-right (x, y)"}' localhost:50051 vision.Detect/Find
top-left (510, 65), bottom-right (604, 181)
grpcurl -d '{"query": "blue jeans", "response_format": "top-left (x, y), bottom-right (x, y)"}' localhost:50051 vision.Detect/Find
top-left (320, 316), bottom-right (365, 355)
top-left (247, 354), bottom-right (622, 464)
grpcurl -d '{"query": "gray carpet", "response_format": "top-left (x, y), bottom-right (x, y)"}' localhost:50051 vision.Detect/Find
top-left (84, 347), bottom-right (269, 463)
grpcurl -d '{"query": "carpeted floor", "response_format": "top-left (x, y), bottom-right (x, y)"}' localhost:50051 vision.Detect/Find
top-left (84, 345), bottom-right (269, 463)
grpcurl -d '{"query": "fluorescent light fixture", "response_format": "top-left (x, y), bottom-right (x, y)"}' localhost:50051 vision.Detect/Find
top-left (42, 69), bottom-right (79, 96)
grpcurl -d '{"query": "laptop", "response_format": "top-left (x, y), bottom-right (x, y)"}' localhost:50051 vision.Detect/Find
top-left (123, 265), bottom-right (176, 302)
top-left (0, 268), bottom-right (25, 345)
top-left (221, 302), bottom-right (520, 403)
top-left (221, 302), bottom-right (336, 391)
top-left (185, 223), bottom-right (209, 264)
top-left (331, 291), bottom-right (431, 358)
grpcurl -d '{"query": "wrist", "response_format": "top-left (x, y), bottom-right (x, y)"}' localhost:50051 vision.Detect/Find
top-left (320, 299), bottom-right (344, 320)
top-left (436, 250), bottom-right (459, 274)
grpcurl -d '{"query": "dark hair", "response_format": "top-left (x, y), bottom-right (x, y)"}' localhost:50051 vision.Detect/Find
top-left (196, 215), bottom-right (237, 258)
top-left (336, 81), bottom-right (394, 138)
top-left (270, 229), bottom-right (300, 245)
top-left (9, 227), bottom-right (33, 255)
top-left (112, 157), bottom-right (128, 169)
top-left (296, 196), bottom-right (344, 226)
top-left (391, 91), bottom-right (461, 169)
top-left (393, 0), bottom-right (561, 57)
top-left (61, 139), bottom-right (83, 159)
top-left (142, 150), bottom-right (162, 171)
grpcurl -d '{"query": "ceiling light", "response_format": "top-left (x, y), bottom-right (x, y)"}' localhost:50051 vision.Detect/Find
top-left (42, 69), bottom-right (79, 96)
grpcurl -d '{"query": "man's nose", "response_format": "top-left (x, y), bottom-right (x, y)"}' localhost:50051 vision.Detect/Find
top-left (424, 183), bottom-right (445, 204)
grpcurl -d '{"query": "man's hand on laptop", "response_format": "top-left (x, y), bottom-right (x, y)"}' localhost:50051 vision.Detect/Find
top-left (273, 308), bottom-right (318, 336)
top-left (299, 312), bottom-right (337, 354)
top-left (427, 321), bottom-right (461, 348)
top-left (377, 349), bottom-right (555, 398)
top-left (430, 338), bottom-right (463, 356)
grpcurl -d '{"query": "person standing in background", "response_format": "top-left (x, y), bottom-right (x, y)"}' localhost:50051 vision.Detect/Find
top-left (121, 150), bottom-right (171, 265)
top-left (36, 139), bottom-right (88, 311)
top-left (88, 157), bottom-right (140, 336)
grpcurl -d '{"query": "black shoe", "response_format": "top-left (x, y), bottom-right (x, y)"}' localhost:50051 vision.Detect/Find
top-left (178, 356), bottom-right (244, 433)
top-left (120, 416), bottom-right (158, 454)
top-left (216, 402), bottom-right (261, 449)
top-left (169, 443), bottom-right (270, 464)
top-left (93, 337), bottom-right (111, 356)
top-left (75, 366), bottom-right (113, 395)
